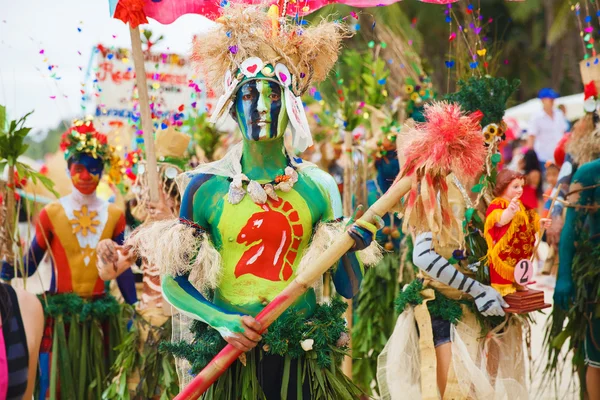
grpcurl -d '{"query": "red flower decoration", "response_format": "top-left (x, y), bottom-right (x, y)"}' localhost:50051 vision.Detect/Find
top-left (73, 122), bottom-right (96, 134)
top-left (275, 175), bottom-right (290, 183)
top-left (114, 0), bottom-right (148, 29)
top-left (469, 110), bottom-right (485, 125)
top-left (96, 133), bottom-right (108, 145)
top-left (584, 81), bottom-right (598, 100)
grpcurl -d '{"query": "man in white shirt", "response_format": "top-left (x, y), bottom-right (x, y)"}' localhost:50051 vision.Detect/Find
top-left (527, 88), bottom-right (569, 171)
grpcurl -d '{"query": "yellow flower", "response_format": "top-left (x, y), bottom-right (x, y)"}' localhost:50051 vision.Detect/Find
top-left (405, 85), bottom-right (414, 94)
top-left (410, 92), bottom-right (420, 101)
top-left (482, 124), bottom-right (501, 143)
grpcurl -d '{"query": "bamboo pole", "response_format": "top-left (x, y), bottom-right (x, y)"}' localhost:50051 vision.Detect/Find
top-left (341, 130), bottom-right (354, 378)
top-left (530, 190), bottom-right (560, 262)
top-left (174, 175), bottom-right (413, 400)
top-left (129, 26), bottom-right (159, 202)
top-left (1, 165), bottom-right (15, 284)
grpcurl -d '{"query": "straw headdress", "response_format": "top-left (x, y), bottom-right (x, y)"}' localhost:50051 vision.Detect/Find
top-left (191, 2), bottom-right (349, 152)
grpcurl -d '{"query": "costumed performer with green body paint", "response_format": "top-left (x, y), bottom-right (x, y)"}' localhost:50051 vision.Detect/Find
top-left (129, 4), bottom-right (382, 399)
top-left (553, 157), bottom-right (600, 399)
top-left (546, 78), bottom-right (600, 400)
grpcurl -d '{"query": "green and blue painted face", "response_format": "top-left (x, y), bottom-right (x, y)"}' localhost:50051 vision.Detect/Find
top-left (231, 79), bottom-right (289, 142)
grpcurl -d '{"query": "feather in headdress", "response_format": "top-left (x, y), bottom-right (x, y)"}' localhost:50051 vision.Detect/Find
top-left (190, 3), bottom-right (350, 152)
top-left (191, 3), bottom-right (349, 99)
top-left (397, 101), bottom-right (487, 246)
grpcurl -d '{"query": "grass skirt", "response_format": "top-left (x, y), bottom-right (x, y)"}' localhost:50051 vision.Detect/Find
top-left (103, 307), bottom-right (178, 399)
top-left (163, 297), bottom-right (362, 399)
top-left (37, 293), bottom-right (128, 400)
top-left (378, 281), bottom-right (528, 400)
top-left (352, 251), bottom-right (401, 395)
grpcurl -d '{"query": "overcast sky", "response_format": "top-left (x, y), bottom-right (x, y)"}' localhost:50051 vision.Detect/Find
top-left (0, 0), bottom-right (215, 134)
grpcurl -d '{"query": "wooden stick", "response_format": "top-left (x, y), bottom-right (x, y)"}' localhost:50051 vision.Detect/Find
top-left (530, 190), bottom-right (560, 262)
top-left (174, 175), bottom-right (413, 400)
top-left (341, 130), bottom-right (354, 378)
top-left (129, 26), bottom-right (159, 202)
top-left (1, 166), bottom-right (15, 285)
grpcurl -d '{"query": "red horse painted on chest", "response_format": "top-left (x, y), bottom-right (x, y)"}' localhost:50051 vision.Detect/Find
top-left (235, 197), bottom-right (304, 281)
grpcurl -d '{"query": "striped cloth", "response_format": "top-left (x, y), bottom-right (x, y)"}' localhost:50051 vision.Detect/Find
top-left (1, 284), bottom-right (29, 400)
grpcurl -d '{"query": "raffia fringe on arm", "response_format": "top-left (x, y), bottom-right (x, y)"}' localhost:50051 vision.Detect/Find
top-left (128, 219), bottom-right (221, 293)
top-left (297, 221), bottom-right (384, 279)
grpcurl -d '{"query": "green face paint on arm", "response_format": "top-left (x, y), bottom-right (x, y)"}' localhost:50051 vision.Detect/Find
top-left (162, 276), bottom-right (246, 338)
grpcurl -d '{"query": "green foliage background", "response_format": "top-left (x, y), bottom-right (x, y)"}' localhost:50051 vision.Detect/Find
top-left (310, 0), bottom-right (585, 104)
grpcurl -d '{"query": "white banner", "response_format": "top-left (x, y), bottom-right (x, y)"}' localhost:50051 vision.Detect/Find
top-left (91, 44), bottom-right (217, 153)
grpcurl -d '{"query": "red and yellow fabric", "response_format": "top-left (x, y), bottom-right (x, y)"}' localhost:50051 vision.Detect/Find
top-left (484, 198), bottom-right (540, 296)
top-left (36, 202), bottom-right (126, 297)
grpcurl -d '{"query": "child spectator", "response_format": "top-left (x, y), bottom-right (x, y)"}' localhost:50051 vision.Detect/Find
top-left (542, 161), bottom-right (560, 215)
top-left (518, 149), bottom-right (543, 210)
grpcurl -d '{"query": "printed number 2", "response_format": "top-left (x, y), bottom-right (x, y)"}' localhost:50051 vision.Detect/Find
top-left (518, 260), bottom-right (529, 284)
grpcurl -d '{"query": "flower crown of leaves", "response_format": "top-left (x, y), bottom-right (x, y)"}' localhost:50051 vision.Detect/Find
top-left (59, 120), bottom-right (111, 165)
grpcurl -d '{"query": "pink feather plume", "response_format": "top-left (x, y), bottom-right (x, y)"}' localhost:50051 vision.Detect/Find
top-left (400, 101), bottom-right (486, 182)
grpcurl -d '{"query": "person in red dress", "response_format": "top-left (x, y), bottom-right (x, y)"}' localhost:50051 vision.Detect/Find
top-left (519, 149), bottom-right (543, 210)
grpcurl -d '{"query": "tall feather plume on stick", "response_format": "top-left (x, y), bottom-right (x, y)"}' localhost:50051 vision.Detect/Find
top-left (396, 101), bottom-right (487, 247)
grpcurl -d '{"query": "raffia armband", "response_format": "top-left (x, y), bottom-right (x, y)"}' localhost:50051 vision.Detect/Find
top-left (128, 218), bottom-right (221, 293)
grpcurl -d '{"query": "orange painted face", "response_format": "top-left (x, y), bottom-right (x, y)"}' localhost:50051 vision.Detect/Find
top-left (69, 155), bottom-right (103, 195)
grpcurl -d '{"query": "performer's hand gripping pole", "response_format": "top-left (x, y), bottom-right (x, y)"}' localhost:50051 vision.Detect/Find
top-left (174, 176), bottom-right (412, 400)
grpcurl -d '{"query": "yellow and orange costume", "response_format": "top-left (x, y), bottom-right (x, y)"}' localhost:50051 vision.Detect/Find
top-left (484, 198), bottom-right (540, 296)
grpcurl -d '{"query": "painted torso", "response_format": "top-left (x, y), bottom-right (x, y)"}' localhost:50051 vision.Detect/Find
top-left (190, 166), bottom-right (334, 316)
top-left (38, 193), bottom-right (125, 297)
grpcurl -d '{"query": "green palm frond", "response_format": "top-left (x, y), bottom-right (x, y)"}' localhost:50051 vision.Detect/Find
top-left (506, 0), bottom-right (543, 22)
top-left (547, 0), bottom-right (575, 46)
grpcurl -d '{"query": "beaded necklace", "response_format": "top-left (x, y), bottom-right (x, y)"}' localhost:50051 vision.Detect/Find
top-left (228, 159), bottom-right (299, 205)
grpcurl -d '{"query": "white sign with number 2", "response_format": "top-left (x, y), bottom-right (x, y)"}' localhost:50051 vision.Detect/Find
top-left (514, 259), bottom-right (533, 286)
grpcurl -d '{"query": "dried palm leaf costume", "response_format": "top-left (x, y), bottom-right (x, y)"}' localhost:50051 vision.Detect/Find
top-left (350, 68), bottom-right (436, 394)
top-left (546, 81), bottom-right (600, 223)
top-left (352, 127), bottom-right (404, 394)
top-left (128, 4), bottom-right (382, 399)
top-left (378, 78), bottom-right (530, 400)
top-left (0, 120), bottom-right (137, 400)
top-left (544, 79), bottom-right (600, 396)
top-left (102, 127), bottom-right (191, 400)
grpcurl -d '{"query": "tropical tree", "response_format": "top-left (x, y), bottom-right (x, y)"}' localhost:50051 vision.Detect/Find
top-left (0, 106), bottom-right (57, 270)
top-left (310, 0), bottom-right (586, 102)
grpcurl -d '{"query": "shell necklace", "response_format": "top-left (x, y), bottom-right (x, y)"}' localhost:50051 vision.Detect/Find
top-left (228, 165), bottom-right (299, 205)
